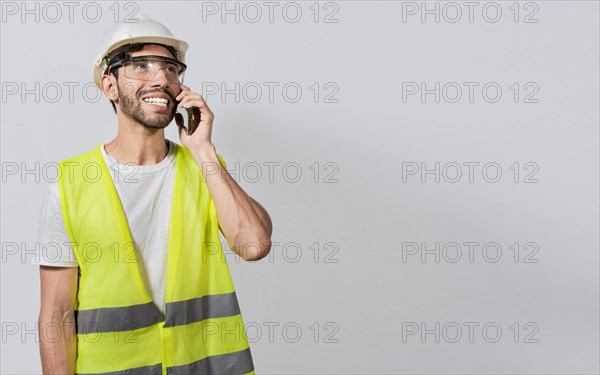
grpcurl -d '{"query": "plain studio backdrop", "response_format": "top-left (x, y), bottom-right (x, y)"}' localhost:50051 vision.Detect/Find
top-left (1, 1), bottom-right (598, 374)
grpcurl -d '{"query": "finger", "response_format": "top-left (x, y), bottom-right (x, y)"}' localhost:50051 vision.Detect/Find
top-left (175, 112), bottom-right (184, 129)
top-left (175, 113), bottom-right (187, 136)
top-left (177, 94), bottom-right (203, 108)
top-left (175, 87), bottom-right (196, 102)
top-left (179, 94), bottom-right (206, 106)
top-left (180, 93), bottom-right (203, 102)
top-left (175, 90), bottom-right (189, 102)
top-left (179, 98), bottom-right (205, 110)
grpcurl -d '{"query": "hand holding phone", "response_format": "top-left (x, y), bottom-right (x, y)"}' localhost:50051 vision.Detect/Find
top-left (174, 99), bottom-right (201, 135)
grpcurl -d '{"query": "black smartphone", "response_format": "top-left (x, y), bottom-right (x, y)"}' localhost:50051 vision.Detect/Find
top-left (173, 100), bottom-right (200, 135)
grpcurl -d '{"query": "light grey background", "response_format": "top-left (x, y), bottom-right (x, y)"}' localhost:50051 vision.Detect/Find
top-left (1, 1), bottom-right (599, 373)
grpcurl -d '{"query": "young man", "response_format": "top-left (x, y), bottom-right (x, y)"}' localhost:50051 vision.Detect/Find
top-left (35, 14), bottom-right (271, 374)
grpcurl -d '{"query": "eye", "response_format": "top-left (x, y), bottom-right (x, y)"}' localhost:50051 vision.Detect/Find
top-left (165, 63), bottom-right (178, 74)
top-left (132, 61), bottom-right (149, 70)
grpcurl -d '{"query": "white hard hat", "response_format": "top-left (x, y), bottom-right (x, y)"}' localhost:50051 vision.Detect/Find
top-left (92, 14), bottom-right (189, 88)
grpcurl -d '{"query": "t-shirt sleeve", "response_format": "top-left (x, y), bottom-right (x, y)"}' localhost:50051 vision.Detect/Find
top-left (31, 182), bottom-right (79, 267)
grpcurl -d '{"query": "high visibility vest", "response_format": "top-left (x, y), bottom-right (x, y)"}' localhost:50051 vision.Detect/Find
top-left (57, 143), bottom-right (254, 375)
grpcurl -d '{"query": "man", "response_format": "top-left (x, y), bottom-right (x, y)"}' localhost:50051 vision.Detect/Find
top-left (35, 14), bottom-right (272, 374)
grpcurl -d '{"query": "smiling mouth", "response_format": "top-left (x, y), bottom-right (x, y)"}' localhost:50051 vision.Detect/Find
top-left (142, 97), bottom-right (170, 107)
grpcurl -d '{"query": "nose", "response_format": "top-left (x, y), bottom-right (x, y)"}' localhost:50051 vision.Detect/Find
top-left (150, 66), bottom-right (170, 87)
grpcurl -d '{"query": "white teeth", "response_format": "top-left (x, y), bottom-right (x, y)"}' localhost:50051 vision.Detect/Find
top-left (143, 97), bottom-right (168, 106)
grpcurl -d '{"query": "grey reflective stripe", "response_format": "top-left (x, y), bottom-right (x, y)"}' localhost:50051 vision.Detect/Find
top-left (77, 363), bottom-right (162, 375)
top-left (75, 301), bottom-right (164, 334)
top-left (167, 347), bottom-right (254, 375)
top-left (164, 292), bottom-right (241, 327)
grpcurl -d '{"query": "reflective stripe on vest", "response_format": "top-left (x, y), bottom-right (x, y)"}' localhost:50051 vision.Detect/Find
top-left (58, 143), bottom-right (254, 375)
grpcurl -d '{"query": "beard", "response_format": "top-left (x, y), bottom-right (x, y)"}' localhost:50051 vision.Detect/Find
top-left (116, 83), bottom-right (177, 130)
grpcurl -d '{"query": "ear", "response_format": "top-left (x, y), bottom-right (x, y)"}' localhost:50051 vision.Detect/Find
top-left (100, 74), bottom-right (118, 101)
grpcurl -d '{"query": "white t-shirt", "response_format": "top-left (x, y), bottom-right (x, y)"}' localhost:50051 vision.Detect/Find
top-left (32, 139), bottom-right (176, 315)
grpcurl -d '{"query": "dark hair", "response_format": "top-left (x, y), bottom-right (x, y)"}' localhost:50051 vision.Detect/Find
top-left (103, 43), bottom-right (178, 114)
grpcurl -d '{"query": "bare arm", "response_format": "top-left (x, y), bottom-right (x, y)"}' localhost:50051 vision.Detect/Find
top-left (174, 86), bottom-right (272, 261)
top-left (38, 265), bottom-right (78, 374)
top-left (191, 146), bottom-right (273, 262)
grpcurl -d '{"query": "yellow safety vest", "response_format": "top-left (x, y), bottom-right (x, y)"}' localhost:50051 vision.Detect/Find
top-left (57, 143), bottom-right (254, 374)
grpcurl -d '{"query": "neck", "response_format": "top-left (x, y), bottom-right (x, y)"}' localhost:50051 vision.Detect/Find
top-left (105, 117), bottom-right (169, 166)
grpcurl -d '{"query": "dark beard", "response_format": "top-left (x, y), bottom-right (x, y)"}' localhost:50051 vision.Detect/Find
top-left (117, 85), bottom-right (175, 130)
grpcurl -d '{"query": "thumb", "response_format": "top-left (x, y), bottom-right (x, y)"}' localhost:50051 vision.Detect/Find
top-left (175, 112), bottom-right (184, 129)
top-left (175, 113), bottom-right (186, 136)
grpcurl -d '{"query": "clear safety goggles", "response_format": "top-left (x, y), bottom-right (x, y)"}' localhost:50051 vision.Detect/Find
top-left (108, 55), bottom-right (187, 84)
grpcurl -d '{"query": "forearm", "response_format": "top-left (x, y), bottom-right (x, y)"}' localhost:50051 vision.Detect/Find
top-left (190, 144), bottom-right (273, 261)
top-left (38, 310), bottom-right (76, 374)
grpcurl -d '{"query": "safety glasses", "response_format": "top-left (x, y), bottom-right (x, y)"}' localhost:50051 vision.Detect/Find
top-left (108, 55), bottom-right (187, 84)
